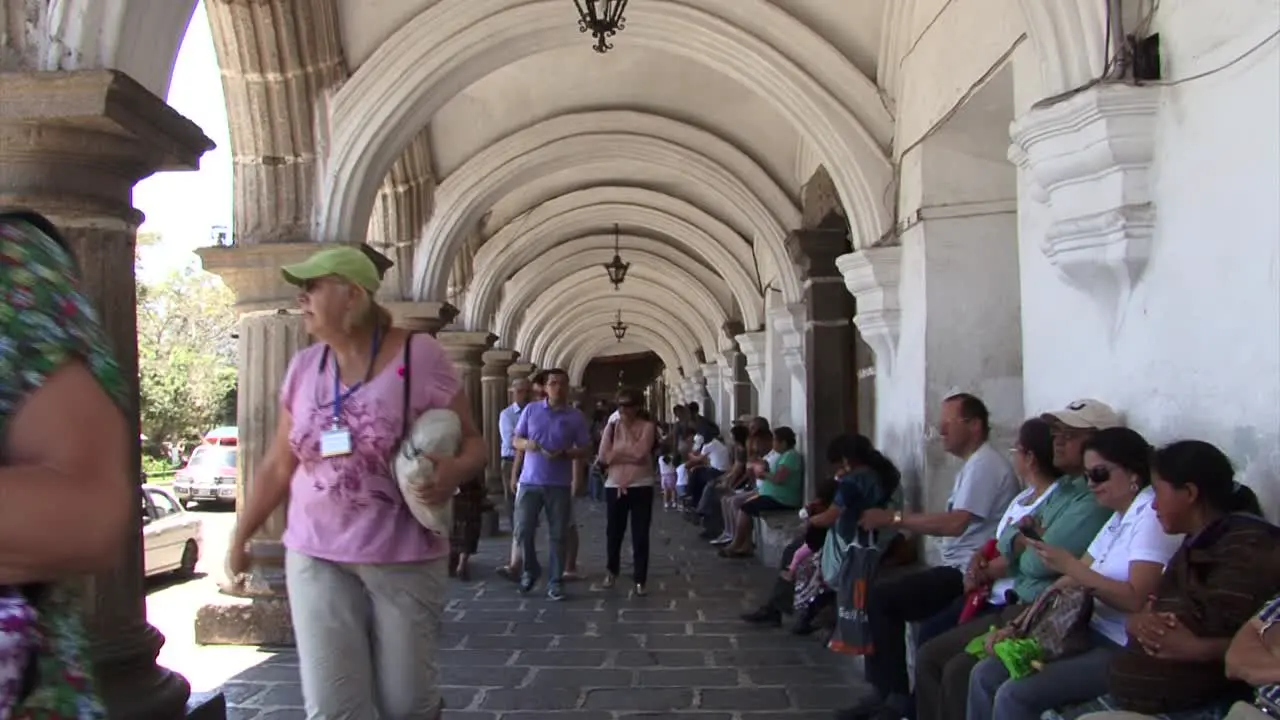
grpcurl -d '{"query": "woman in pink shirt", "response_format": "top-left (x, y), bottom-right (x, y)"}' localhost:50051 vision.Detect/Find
top-left (598, 386), bottom-right (658, 595)
top-left (225, 246), bottom-right (487, 720)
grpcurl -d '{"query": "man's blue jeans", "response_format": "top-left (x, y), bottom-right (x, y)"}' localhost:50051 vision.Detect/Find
top-left (514, 483), bottom-right (573, 588)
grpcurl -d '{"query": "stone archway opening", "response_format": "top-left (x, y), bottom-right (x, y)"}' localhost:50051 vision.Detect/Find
top-left (907, 63), bottom-right (1023, 514)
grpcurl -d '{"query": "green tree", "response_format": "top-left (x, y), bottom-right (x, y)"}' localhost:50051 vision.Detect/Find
top-left (136, 263), bottom-right (237, 454)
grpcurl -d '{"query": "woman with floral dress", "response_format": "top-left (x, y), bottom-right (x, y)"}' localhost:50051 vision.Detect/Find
top-left (0, 211), bottom-right (135, 718)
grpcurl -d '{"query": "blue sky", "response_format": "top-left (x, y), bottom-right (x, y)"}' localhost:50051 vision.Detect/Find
top-left (134, 1), bottom-right (232, 283)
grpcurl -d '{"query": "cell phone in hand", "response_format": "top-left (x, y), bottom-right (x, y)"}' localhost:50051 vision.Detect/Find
top-left (1019, 525), bottom-right (1043, 542)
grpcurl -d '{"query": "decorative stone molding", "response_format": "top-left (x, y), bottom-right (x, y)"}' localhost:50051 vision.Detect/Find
top-left (1009, 84), bottom-right (1159, 326)
top-left (836, 246), bottom-right (903, 376)
top-left (734, 331), bottom-right (768, 392)
top-left (769, 303), bottom-right (807, 384)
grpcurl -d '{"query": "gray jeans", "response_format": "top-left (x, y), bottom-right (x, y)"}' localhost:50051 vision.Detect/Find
top-left (285, 549), bottom-right (446, 720)
top-left (514, 483), bottom-right (573, 587)
top-left (967, 631), bottom-right (1119, 720)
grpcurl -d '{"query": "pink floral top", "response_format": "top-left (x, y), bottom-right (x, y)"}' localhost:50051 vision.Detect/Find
top-left (280, 332), bottom-right (460, 564)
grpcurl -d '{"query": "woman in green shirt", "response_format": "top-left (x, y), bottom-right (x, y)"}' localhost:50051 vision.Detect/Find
top-left (718, 427), bottom-right (805, 558)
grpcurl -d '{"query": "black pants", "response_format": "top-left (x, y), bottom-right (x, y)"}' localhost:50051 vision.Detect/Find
top-left (606, 485), bottom-right (655, 584)
top-left (863, 565), bottom-right (965, 701)
top-left (685, 466), bottom-right (721, 507)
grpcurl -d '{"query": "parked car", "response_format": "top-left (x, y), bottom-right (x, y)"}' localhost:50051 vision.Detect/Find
top-left (142, 484), bottom-right (203, 577)
top-left (202, 426), bottom-right (238, 447)
top-left (172, 444), bottom-right (238, 508)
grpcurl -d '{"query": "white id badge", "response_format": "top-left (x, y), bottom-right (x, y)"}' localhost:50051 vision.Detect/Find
top-left (320, 427), bottom-right (353, 457)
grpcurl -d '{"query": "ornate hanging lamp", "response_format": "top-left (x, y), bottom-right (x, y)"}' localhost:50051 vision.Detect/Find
top-left (573, 0), bottom-right (629, 54)
top-left (610, 309), bottom-right (628, 342)
top-left (602, 223), bottom-right (631, 290)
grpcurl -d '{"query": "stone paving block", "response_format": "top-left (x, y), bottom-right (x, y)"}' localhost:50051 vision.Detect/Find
top-left (531, 667), bottom-right (634, 687)
top-left (512, 649), bottom-right (608, 666)
top-left (479, 687), bottom-right (582, 710)
top-left (643, 633), bottom-right (732, 650)
top-left (440, 648), bottom-right (517, 666)
top-left (440, 687), bottom-right (481, 709)
top-left (789, 684), bottom-right (863, 710)
top-left (746, 665), bottom-right (854, 686)
top-left (711, 649), bottom-right (814, 667)
top-left (634, 668), bottom-right (739, 687)
top-left (617, 715), bottom-right (733, 720)
top-left (255, 683), bottom-right (303, 707)
top-left (613, 650), bottom-right (708, 667)
top-left (463, 634), bottom-right (556, 650)
top-left (582, 687), bottom-right (693, 711)
top-left (555, 634), bottom-right (643, 649)
top-left (699, 687), bottom-right (792, 710)
top-left (439, 665), bottom-right (531, 687)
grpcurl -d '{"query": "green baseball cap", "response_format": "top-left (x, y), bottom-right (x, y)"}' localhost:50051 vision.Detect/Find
top-left (281, 245), bottom-right (381, 293)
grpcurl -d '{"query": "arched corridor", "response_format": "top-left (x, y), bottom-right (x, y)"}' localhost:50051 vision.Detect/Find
top-left (2, 0), bottom-right (1277, 717)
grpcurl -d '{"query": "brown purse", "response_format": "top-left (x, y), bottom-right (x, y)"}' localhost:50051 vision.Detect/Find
top-left (1009, 583), bottom-right (1095, 664)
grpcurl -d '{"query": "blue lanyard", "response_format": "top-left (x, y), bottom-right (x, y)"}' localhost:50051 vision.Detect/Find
top-left (324, 325), bottom-right (382, 421)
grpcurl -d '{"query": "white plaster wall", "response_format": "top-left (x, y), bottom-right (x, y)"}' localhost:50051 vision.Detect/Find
top-left (877, 0), bottom-right (1028, 510)
top-left (1017, 1), bottom-right (1280, 519)
top-left (762, 292), bottom-right (792, 428)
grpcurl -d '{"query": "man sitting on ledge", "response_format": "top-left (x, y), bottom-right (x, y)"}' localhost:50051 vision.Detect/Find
top-left (837, 393), bottom-right (1020, 720)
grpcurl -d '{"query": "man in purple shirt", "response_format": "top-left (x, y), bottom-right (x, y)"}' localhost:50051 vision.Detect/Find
top-left (513, 368), bottom-right (592, 600)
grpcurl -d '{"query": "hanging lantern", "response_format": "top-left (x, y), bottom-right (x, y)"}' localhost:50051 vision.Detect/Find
top-left (602, 223), bottom-right (630, 290)
top-left (610, 309), bottom-right (628, 342)
top-left (573, 0), bottom-right (629, 54)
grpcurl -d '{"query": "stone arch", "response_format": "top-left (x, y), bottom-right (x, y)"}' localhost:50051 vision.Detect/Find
top-left (545, 314), bottom-right (697, 384)
top-left (493, 251), bottom-right (729, 345)
top-left (562, 328), bottom-right (686, 386)
top-left (1017, 0), bottom-right (1110, 96)
top-left (413, 111), bottom-right (801, 302)
top-left (518, 279), bottom-right (722, 361)
top-left (318, 0), bottom-right (893, 254)
top-left (464, 190), bottom-right (765, 329)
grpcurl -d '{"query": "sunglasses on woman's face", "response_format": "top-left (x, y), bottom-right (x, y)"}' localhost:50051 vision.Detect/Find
top-left (618, 402), bottom-right (637, 408)
top-left (1085, 465), bottom-right (1113, 485)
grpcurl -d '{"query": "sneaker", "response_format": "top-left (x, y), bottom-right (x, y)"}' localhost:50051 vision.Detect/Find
top-left (546, 585), bottom-right (566, 601)
top-left (709, 535), bottom-right (733, 546)
top-left (518, 576), bottom-right (536, 594)
top-left (602, 574), bottom-right (616, 589)
top-left (634, 583), bottom-right (647, 597)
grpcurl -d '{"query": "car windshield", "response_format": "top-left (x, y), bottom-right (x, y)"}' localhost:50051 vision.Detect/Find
top-left (188, 447), bottom-right (237, 469)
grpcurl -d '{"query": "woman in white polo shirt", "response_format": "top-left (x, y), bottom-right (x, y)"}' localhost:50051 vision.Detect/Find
top-left (966, 427), bottom-right (1184, 720)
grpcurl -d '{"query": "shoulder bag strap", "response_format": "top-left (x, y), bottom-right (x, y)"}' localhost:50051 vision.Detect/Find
top-left (394, 331), bottom-right (417, 460)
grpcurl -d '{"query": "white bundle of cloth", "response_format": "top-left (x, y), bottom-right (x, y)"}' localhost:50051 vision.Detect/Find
top-left (393, 408), bottom-right (462, 535)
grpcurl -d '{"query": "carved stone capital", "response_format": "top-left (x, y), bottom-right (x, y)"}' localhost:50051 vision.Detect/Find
top-left (699, 362), bottom-right (720, 386)
top-left (733, 331), bottom-right (768, 392)
top-left (508, 361), bottom-right (536, 379)
top-left (436, 330), bottom-right (498, 367)
top-left (837, 246), bottom-right (903, 376)
top-left (481, 348), bottom-right (519, 378)
top-left (386, 301), bottom-right (458, 335)
top-left (1009, 84), bottom-right (1159, 326)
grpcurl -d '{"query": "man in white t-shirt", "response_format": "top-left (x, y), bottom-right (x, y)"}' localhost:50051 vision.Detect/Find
top-left (847, 392), bottom-right (1020, 720)
top-left (682, 428), bottom-right (730, 504)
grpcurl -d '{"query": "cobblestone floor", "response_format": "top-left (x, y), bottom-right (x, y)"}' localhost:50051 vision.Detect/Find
top-left (221, 500), bottom-right (869, 719)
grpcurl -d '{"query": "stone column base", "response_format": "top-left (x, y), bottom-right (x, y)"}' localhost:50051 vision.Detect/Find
top-left (195, 596), bottom-right (295, 647)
